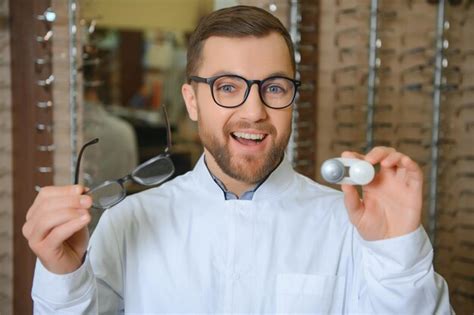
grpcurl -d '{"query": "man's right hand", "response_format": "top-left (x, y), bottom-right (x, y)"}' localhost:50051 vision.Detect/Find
top-left (22, 185), bottom-right (92, 274)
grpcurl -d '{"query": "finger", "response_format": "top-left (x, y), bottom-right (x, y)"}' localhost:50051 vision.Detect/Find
top-left (380, 151), bottom-right (405, 168)
top-left (381, 152), bottom-right (422, 176)
top-left (341, 184), bottom-right (365, 224)
top-left (35, 195), bottom-right (92, 213)
top-left (26, 208), bottom-right (90, 243)
top-left (38, 185), bottom-right (85, 198)
top-left (27, 194), bottom-right (92, 221)
top-left (28, 185), bottom-right (87, 220)
top-left (400, 156), bottom-right (423, 189)
top-left (364, 146), bottom-right (396, 164)
top-left (400, 155), bottom-right (422, 173)
top-left (379, 152), bottom-right (423, 189)
top-left (341, 151), bottom-right (365, 159)
top-left (42, 214), bottom-right (91, 250)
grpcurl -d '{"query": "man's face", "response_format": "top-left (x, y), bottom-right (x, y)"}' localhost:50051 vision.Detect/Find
top-left (182, 33), bottom-right (294, 184)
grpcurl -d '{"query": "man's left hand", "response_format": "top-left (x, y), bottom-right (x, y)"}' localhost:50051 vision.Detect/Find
top-left (340, 147), bottom-right (423, 241)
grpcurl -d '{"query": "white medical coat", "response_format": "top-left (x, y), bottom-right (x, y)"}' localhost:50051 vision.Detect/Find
top-left (32, 156), bottom-right (452, 314)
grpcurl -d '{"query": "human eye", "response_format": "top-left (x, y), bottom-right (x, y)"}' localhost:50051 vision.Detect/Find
top-left (216, 83), bottom-right (236, 93)
top-left (264, 77), bottom-right (294, 96)
top-left (266, 84), bottom-right (286, 94)
top-left (214, 76), bottom-right (243, 94)
top-left (264, 80), bottom-right (289, 96)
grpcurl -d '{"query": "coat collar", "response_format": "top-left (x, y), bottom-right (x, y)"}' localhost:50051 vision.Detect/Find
top-left (191, 153), bottom-right (296, 201)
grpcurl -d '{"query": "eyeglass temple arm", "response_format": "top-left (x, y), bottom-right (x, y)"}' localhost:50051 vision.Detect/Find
top-left (74, 138), bottom-right (99, 185)
top-left (162, 105), bottom-right (172, 153)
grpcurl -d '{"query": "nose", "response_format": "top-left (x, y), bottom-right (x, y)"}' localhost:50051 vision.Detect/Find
top-left (237, 83), bottom-right (268, 122)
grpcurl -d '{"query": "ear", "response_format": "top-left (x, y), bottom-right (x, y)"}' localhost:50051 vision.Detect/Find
top-left (182, 83), bottom-right (198, 121)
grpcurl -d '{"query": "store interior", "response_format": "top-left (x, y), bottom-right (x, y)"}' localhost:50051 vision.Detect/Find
top-left (0, 0), bottom-right (473, 313)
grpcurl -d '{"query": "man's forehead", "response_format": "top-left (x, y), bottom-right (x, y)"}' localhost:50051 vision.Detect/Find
top-left (201, 33), bottom-right (285, 48)
top-left (198, 33), bottom-right (293, 77)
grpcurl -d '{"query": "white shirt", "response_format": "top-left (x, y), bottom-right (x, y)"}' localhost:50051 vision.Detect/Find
top-left (32, 156), bottom-right (452, 314)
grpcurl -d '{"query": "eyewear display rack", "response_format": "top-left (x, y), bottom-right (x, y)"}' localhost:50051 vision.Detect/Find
top-left (5, 0), bottom-right (82, 313)
top-left (433, 1), bottom-right (474, 312)
top-left (292, 0), bottom-right (320, 178)
top-left (313, 0), bottom-right (473, 312)
top-left (0, 1), bottom-right (12, 313)
top-left (9, 0), bottom-right (56, 313)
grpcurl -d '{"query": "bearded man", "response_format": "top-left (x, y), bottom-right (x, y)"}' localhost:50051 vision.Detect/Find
top-left (24, 5), bottom-right (451, 314)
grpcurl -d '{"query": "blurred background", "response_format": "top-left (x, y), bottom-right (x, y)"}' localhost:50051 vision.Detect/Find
top-left (0, 0), bottom-right (473, 313)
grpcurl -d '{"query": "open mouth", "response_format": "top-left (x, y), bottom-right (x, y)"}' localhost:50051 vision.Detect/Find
top-left (231, 131), bottom-right (267, 146)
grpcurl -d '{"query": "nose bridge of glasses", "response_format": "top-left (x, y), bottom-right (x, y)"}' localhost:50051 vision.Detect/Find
top-left (236, 85), bottom-right (268, 120)
top-left (244, 79), bottom-right (266, 105)
top-left (118, 174), bottom-right (133, 185)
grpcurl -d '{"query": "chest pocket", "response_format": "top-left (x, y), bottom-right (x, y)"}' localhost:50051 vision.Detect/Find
top-left (276, 273), bottom-right (346, 314)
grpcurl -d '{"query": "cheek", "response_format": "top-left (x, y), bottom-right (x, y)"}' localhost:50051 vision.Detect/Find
top-left (197, 96), bottom-right (232, 133)
top-left (272, 111), bottom-right (293, 138)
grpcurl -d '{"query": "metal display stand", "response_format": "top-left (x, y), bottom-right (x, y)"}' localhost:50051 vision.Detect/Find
top-left (288, 0), bottom-right (300, 165)
top-left (366, 0), bottom-right (379, 151)
top-left (69, 0), bottom-right (79, 180)
top-left (428, 0), bottom-right (446, 246)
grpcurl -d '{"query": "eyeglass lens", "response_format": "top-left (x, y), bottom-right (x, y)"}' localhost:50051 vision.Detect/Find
top-left (132, 156), bottom-right (175, 185)
top-left (212, 76), bottom-right (296, 108)
top-left (88, 156), bottom-right (175, 209)
top-left (88, 181), bottom-right (125, 209)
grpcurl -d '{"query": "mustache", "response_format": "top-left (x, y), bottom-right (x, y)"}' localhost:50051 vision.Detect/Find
top-left (224, 121), bottom-right (276, 135)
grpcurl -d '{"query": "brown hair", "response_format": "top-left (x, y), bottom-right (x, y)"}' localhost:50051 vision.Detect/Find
top-left (186, 5), bottom-right (296, 80)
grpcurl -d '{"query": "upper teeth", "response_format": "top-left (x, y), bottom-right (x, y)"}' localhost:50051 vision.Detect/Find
top-left (233, 132), bottom-right (264, 140)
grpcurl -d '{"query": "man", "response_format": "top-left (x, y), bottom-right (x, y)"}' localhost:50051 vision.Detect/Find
top-left (24, 5), bottom-right (451, 314)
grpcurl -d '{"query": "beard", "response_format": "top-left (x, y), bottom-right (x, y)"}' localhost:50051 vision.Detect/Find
top-left (197, 112), bottom-right (290, 185)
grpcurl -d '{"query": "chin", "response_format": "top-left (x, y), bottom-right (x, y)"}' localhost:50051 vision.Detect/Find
top-left (200, 127), bottom-right (288, 184)
top-left (230, 155), bottom-right (271, 183)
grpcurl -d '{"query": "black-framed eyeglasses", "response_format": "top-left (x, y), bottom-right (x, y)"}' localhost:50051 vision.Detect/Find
top-left (74, 105), bottom-right (175, 210)
top-left (189, 74), bottom-right (301, 109)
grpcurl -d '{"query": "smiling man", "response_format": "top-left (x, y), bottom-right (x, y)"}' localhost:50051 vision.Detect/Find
top-left (182, 32), bottom-right (295, 196)
top-left (25, 5), bottom-right (452, 314)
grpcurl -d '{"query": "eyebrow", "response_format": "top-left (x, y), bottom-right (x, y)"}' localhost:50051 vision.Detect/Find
top-left (208, 70), bottom-right (294, 79)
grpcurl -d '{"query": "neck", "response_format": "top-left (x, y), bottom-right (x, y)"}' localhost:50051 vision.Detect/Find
top-left (203, 149), bottom-right (255, 198)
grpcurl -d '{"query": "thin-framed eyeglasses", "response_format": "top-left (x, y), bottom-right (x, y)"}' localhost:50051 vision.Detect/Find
top-left (74, 105), bottom-right (175, 210)
top-left (189, 74), bottom-right (301, 109)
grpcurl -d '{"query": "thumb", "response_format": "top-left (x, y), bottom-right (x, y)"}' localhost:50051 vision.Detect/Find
top-left (341, 184), bottom-right (365, 224)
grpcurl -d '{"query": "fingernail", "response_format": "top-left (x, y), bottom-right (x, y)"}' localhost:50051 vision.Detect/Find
top-left (73, 185), bottom-right (82, 194)
top-left (80, 196), bottom-right (91, 207)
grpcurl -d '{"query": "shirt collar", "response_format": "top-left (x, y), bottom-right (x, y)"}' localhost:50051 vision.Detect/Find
top-left (192, 153), bottom-right (295, 201)
top-left (204, 157), bottom-right (263, 200)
